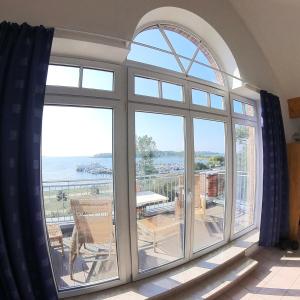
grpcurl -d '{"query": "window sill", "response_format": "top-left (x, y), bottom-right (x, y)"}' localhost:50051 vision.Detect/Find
top-left (65, 229), bottom-right (259, 300)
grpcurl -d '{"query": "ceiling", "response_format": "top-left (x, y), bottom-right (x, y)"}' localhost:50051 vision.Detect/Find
top-left (230, 0), bottom-right (300, 100)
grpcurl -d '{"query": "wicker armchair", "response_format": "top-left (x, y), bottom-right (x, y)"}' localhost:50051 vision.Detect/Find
top-left (137, 197), bottom-right (183, 253)
top-left (69, 198), bottom-right (114, 280)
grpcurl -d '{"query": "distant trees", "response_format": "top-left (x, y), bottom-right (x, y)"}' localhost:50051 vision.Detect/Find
top-left (136, 135), bottom-right (157, 175)
top-left (195, 162), bottom-right (209, 170)
top-left (235, 126), bottom-right (249, 140)
top-left (208, 155), bottom-right (225, 168)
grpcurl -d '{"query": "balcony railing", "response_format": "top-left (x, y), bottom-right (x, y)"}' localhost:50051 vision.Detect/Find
top-left (43, 170), bottom-right (230, 224)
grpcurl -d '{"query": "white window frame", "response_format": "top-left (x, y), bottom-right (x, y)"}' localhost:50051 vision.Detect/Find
top-left (126, 59), bottom-right (228, 92)
top-left (189, 111), bottom-right (233, 259)
top-left (231, 117), bottom-right (261, 240)
top-left (230, 93), bottom-right (257, 121)
top-left (43, 60), bottom-right (131, 298)
top-left (41, 50), bottom-right (263, 296)
top-left (128, 103), bottom-right (191, 280)
top-left (128, 67), bottom-right (188, 109)
top-left (46, 56), bottom-right (122, 100)
top-left (188, 81), bottom-right (229, 116)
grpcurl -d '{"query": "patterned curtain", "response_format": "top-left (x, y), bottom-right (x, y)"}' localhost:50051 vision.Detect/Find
top-left (0, 22), bottom-right (57, 299)
top-left (259, 90), bottom-right (289, 247)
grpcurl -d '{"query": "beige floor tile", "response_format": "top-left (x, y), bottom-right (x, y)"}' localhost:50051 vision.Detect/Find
top-left (226, 247), bottom-right (300, 300)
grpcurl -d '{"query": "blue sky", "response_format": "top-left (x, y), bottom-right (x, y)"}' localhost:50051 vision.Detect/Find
top-left (136, 112), bottom-right (225, 153)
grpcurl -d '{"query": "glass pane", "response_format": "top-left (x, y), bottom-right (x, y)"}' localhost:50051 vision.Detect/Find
top-left (193, 119), bottom-right (226, 252)
top-left (128, 44), bottom-right (181, 73)
top-left (134, 28), bottom-right (171, 51)
top-left (195, 51), bottom-right (211, 66)
top-left (135, 112), bottom-right (185, 272)
top-left (46, 65), bottom-right (79, 87)
top-left (192, 89), bottom-right (208, 107)
top-left (210, 94), bottom-right (224, 110)
top-left (233, 100), bottom-right (244, 114)
top-left (135, 76), bottom-right (159, 98)
top-left (161, 82), bottom-right (183, 102)
top-left (82, 68), bottom-right (114, 91)
top-left (164, 29), bottom-right (197, 58)
top-left (245, 104), bottom-right (255, 117)
top-left (42, 106), bottom-right (118, 289)
top-left (234, 124), bottom-right (256, 233)
top-left (188, 62), bottom-right (224, 85)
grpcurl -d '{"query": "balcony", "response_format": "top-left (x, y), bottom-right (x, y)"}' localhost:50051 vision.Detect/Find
top-left (43, 170), bottom-right (250, 290)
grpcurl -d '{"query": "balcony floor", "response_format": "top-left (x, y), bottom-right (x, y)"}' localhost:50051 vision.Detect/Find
top-left (49, 204), bottom-right (233, 290)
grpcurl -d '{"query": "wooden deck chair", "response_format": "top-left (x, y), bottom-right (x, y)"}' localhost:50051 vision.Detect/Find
top-left (69, 198), bottom-right (114, 280)
top-left (137, 197), bottom-right (183, 253)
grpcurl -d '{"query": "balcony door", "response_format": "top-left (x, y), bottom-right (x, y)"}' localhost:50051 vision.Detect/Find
top-left (128, 103), bottom-right (234, 278)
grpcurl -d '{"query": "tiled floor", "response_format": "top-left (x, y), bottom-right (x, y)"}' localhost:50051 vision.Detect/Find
top-left (219, 247), bottom-right (300, 300)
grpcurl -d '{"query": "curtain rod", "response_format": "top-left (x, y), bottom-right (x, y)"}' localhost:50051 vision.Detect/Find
top-left (54, 26), bottom-right (262, 94)
top-left (55, 27), bottom-right (130, 44)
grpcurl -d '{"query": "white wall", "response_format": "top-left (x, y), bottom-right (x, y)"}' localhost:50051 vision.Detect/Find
top-left (1, 0), bottom-right (294, 139)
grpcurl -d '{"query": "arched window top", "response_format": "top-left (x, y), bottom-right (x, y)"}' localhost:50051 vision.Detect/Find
top-left (127, 24), bottom-right (224, 86)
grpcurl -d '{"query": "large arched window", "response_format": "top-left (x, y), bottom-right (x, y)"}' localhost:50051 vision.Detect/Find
top-left (41, 18), bottom-right (261, 298)
top-left (128, 24), bottom-right (224, 86)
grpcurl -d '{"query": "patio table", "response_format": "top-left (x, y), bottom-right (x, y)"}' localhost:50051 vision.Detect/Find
top-left (136, 191), bottom-right (168, 218)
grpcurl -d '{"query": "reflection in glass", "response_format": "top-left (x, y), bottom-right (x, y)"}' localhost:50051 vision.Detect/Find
top-left (234, 124), bottom-right (256, 233)
top-left (161, 82), bottom-right (183, 102)
top-left (193, 119), bottom-right (226, 252)
top-left (82, 68), bottom-right (114, 91)
top-left (135, 77), bottom-right (159, 98)
top-left (245, 104), bottom-right (255, 117)
top-left (192, 89), bottom-right (208, 107)
top-left (47, 65), bottom-right (80, 87)
top-left (42, 106), bottom-right (118, 289)
top-left (211, 94), bottom-right (224, 110)
top-left (135, 112), bottom-right (185, 272)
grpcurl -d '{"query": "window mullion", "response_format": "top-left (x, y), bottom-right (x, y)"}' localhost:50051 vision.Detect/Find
top-left (79, 66), bottom-right (83, 88)
top-left (186, 48), bottom-right (199, 75)
top-left (158, 80), bottom-right (163, 99)
top-left (158, 26), bottom-right (186, 74)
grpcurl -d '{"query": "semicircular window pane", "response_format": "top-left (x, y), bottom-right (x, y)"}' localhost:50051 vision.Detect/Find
top-left (128, 43), bottom-right (181, 73)
top-left (134, 28), bottom-right (171, 51)
top-left (164, 29), bottom-right (197, 58)
top-left (195, 51), bottom-right (211, 66)
top-left (189, 62), bottom-right (223, 85)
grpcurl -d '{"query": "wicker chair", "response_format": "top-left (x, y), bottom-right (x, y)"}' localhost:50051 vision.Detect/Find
top-left (137, 197), bottom-right (183, 253)
top-left (69, 198), bottom-right (114, 280)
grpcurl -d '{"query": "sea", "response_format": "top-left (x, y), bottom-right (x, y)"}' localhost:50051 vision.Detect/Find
top-left (42, 156), bottom-right (187, 182)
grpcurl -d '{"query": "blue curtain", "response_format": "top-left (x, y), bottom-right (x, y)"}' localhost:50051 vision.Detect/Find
top-left (259, 90), bottom-right (289, 247)
top-left (0, 22), bottom-right (57, 299)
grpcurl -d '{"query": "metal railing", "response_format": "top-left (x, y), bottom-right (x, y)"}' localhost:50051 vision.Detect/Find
top-left (43, 170), bottom-right (228, 224)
